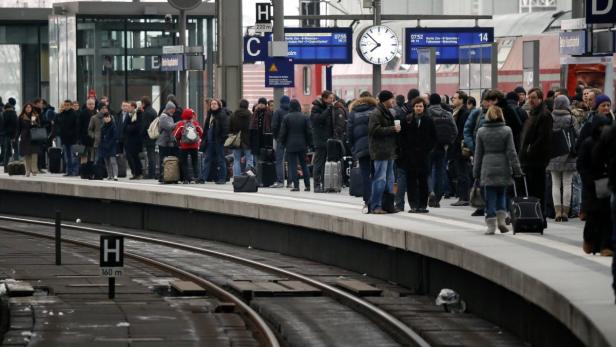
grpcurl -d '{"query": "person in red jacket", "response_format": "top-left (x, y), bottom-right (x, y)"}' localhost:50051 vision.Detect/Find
top-left (173, 108), bottom-right (203, 183)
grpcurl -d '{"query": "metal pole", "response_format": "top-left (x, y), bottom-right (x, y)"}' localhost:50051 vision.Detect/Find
top-left (179, 9), bottom-right (187, 107)
top-left (55, 211), bottom-right (61, 265)
top-left (206, 17), bottom-right (214, 98)
top-left (109, 277), bottom-right (115, 299)
top-left (372, 0), bottom-right (381, 94)
top-left (272, 0), bottom-right (284, 110)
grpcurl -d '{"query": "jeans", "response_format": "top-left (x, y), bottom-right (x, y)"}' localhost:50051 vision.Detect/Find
top-left (455, 157), bottom-right (472, 201)
top-left (179, 148), bottom-right (199, 181)
top-left (484, 186), bottom-right (507, 218)
top-left (429, 146), bottom-right (447, 202)
top-left (312, 146), bottom-right (327, 186)
top-left (158, 146), bottom-right (177, 182)
top-left (370, 159), bottom-right (394, 211)
top-left (275, 141), bottom-right (285, 184)
top-left (395, 167), bottom-right (407, 210)
top-left (104, 156), bottom-right (118, 178)
top-left (611, 194), bottom-right (616, 302)
top-left (358, 156), bottom-right (372, 205)
top-left (232, 148), bottom-right (254, 176)
top-left (287, 150), bottom-right (311, 188)
top-left (201, 141), bottom-right (227, 182)
top-left (407, 170), bottom-right (429, 210)
top-left (63, 144), bottom-right (79, 176)
top-left (144, 140), bottom-right (157, 178)
top-left (571, 173), bottom-right (582, 215)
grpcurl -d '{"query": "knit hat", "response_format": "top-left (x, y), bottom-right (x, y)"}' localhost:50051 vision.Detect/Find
top-left (594, 94), bottom-right (611, 110)
top-left (181, 108), bottom-right (194, 120)
top-left (429, 93), bottom-right (441, 106)
top-left (378, 90), bottom-right (394, 103)
top-left (239, 99), bottom-right (249, 109)
top-left (290, 99), bottom-right (301, 112)
top-left (165, 101), bottom-right (176, 111)
top-left (553, 95), bottom-right (570, 110)
top-left (280, 95), bottom-right (290, 105)
top-left (505, 91), bottom-right (519, 102)
top-left (514, 86), bottom-right (526, 94)
top-left (8, 97), bottom-right (16, 106)
top-left (258, 97), bottom-right (268, 105)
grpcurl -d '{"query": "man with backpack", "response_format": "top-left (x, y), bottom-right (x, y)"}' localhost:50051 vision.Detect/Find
top-left (173, 108), bottom-right (203, 183)
top-left (427, 93), bottom-right (458, 208)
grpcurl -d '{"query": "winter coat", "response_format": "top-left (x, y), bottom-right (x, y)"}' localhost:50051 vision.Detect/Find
top-left (594, 123), bottom-right (616, 193)
top-left (428, 104), bottom-right (458, 147)
top-left (204, 108), bottom-right (229, 145)
top-left (398, 113), bottom-right (437, 175)
top-left (229, 109), bottom-right (252, 150)
top-left (272, 103), bottom-right (289, 140)
top-left (473, 121), bottom-right (522, 187)
top-left (310, 98), bottom-right (335, 148)
top-left (347, 97), bottom-right (377, 160)
top-left (156, 112), bottom-right (177, 148)
top-left (452, 106), bottom-right (469, 158)
top-left (16, 113), bottom-right (41, 156)
top-left (88, 112), bottom-right (104, 148)
top-left (99, 121), bottom-right (117, 159)
top-left (463, 107), bottom-right (486, 153)
top-left (115, 111), bottom-right (129, 144)
top-left (141, 105), bottom-right (158, 143)
top-left (499, 101), bottom-right (523, 150)
top-left (123, 110), bottom-right (143, 152)
top-left (173, 119), bottom-right (203, 150)
top-left (279, 111), bottom-right (312, 153)
top-left (519, 103), bottom-right (553, 168)
top-left (368, 103), bottom-right (398, 161)
top-left (78, 108), bottom-right (97, 147)
top-left (1, 105), bottom-right (18, 139)
top-left (56, 109), bottom-right (78, 146)
top-left (547, 109), bottom-right (578, 172)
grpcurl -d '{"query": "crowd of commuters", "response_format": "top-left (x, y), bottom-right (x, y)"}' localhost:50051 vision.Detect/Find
top-left (0, 84), bottom-right (615, 297)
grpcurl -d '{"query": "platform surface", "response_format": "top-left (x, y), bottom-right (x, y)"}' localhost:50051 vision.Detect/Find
top-left (0, 173), bottom-right (614, 347)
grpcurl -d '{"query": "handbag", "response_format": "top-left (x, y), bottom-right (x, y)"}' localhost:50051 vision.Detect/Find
top-left (30, 127), bottom-right (48, 143)
top-left (469, 180), bottom-right (485, 208)
top-left (71, 144), bottom-right (86, 155)
top-left (594, 177), bottom-right (610, 199)
top-left (224, 131), bottom-right (242, 148)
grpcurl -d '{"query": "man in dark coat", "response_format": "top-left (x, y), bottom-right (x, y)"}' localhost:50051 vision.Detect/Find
top-left (427, 93), bottom-right (457, 208)
top-left (486, 90), bottom-right (523, 150)
top-left (519, 88), bottom-right (553, 224)
top-left (250, 97), bottom-right (273, 159)
top-left (450, 91), bottom-right (471, 206)
top-left (56, 100), bottom-right (79, 176)
top-left (271, 95), bottom-right (290, 188)
top-left (1, 102), bottom-right (18, 170)
top-left (310, 90), bottom-right (336, 192)
top-left (368, 90), bottom-right (400, 214)
top-left (279, 99), bottom-right (313, 191)
top-left (123, 101), bottom-right (143, 179)
top-left (141, 96), bottom-right (158, 179)
top-left (78, 98), bottom-right (97, 164)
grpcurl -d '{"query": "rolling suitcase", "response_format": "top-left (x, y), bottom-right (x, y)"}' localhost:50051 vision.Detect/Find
top-left (324, 161), bottom-right (342, 193)
top-left (342, 156), bottom-right (354, 187)
top-left (7, 161), bottom-right (26, 176)
top-left (80, 162), bottom-right (93, 179)
top-left (349, 166), bottom-right (363, 197)
top-left (116, 153), bottom-right (127, 178)
top-left (163, 156), bottom-right (180, 183)
top-left (510, 176), bottom-right (544, 235)
top-left (233, 175), bottom-right (258, 193)
top-left (48, 147), bottom-right (63, 173)
top-left (92, 163), bottom-right (107, 180)
top-left (257, 161), bottom-right (276, 187)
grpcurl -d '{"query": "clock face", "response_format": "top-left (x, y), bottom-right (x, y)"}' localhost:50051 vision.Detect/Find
top-left (357, 25), bottom-right (400, 65)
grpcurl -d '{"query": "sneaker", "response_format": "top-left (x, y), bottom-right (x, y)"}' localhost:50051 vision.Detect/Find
top-left (113, 177), bottom-right (118, 181)
top-left (372, 208), bottom-right (387, 214)
top-left (271, 182), bottom-right (284, 188)
top-left (451, 200), bottom-right (470, 207)
top-left (362, 204), bottom-right (369, 214)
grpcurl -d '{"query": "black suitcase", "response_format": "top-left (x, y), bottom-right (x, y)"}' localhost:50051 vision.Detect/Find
top-left (80, 162), bottom-right (93, 179)
top-left (326, 139), bottom-right (345, 162)
top-left (233, 175), bottom-right (258, 192)
top-left (257, 161), bottom-right (276, 187)
top-left (349, 167), bottom-right (363, 197)
top-left (262, 133), bottom-right (274, 149)
top-left (511, 176), bottom-right (544, 235)
top-left (92, 163), bottom-right (108, 180)
top-left (7, 161), bottom-right (26, 176)
top-left (382, 191), bottom-right (397, 213)
top-left (259, 148), bottom-right (276, 162)
top-left (342, 156), bottom-right (354, 187)
top-left (48, 147), bottom-right (63, 173)
top-left (116, 153), bottom-right (127, 178)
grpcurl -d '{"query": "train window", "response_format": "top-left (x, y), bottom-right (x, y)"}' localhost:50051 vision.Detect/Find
top-left (303, 66), bottom-right (311, 96)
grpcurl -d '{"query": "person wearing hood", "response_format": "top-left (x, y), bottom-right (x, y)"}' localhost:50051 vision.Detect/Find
top-left (78, 97), bottom-right (98, 164)
top-left (348, 91), bottom-right (378, 211)
top-left (1, 102), bottom-right (18, 170)
top-left (271, 95), bottom-right (290, 188)
top-left (156, 101), bottom-right (179, 182)
top-left (173, 108), bottom-right (203, 183)
top-left (89, 104), bottom-right (106, 163)
top-left (506, 91), bottom-right (528, 134)
top-left (279, 99), bottom-right (313, 191)
top-left (578, 94), bottom-right (615, 152)
top-left (310, 90), bottom-right (336, 192)
top-left (229, 99), bottom-right (253, 176)
top-left (548, 95), bottom-right (579, 222)
top-left (199, 98), bottom-right (229, 184)
top-left (250, 97), bottom-right (272, 161)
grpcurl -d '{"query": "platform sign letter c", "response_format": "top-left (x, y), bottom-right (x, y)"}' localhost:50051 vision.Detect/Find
top-left (247, 37), bottom-right (261, 57)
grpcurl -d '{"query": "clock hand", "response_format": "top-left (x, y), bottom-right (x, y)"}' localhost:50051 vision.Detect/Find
top-left (370, 43), bottom-right (381, 52)
top-left (366, 33), bottom-right (378, 45)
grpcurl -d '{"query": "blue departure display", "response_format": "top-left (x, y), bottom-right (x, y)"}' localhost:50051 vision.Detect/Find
top-left (404, 27), bottom-right (494, 64)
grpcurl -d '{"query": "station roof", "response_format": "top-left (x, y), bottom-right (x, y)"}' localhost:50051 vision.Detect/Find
top-left (53, 1), bottom-right (215, 17)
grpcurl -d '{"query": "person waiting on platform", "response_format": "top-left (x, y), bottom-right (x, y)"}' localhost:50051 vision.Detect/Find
top-left (473, 105), bottom-right (523, 235)
top-left (15, 103), bottom-right (42, 177)
top-left (99, 112), bottom-right (118, 181)
top-left (229, 99), bottom-right (254, 176)
top-left (279, 99), bottom-right (313, 192)
top-left (173, 108), bottom-right (203, 184)
top-left (199, 99), bottom-right (229, 184)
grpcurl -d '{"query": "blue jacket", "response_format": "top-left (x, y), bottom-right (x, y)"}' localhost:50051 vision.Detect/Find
top-left (347, 96), bottom-right (377, 159)
top-left (463, 107), bottom-right (486, 153)
top-left (99, 121), bottom-right (117, 159)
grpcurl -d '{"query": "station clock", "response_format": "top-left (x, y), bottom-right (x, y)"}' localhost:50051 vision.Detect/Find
top-left (356, 25), bottom-right (400, 65)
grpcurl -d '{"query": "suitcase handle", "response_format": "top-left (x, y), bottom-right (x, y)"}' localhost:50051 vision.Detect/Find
top-left (512, 175), bottom-right (529, 198)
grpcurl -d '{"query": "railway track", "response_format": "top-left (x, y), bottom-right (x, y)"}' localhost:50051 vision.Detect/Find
top-left (0, 215), bottom-right (430, 347)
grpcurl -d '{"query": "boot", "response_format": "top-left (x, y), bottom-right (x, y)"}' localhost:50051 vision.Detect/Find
top-left (495, 211), bottom-right (509, 233)
top-left (561, 206), bottom-right (570, 222)
top-left (485, 217), bottom-right (497, 235)
top-left (554, 205), bottom-right (563, 222)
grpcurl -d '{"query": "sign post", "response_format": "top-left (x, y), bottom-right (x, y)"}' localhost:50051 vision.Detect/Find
top-left (100, 236), bottom-right (124, 299)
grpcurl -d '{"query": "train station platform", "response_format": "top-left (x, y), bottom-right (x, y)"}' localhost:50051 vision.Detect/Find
top-left (0, 173), bottom-right (613, 347)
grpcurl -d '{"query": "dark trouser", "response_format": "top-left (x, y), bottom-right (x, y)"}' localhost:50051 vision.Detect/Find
top-left (523, 165), bottom-right (547, 219)
top-left (145, 140), bottom-right (156, 178)
top-left (407, 170), bottom-right (429, 210)
top-left (455, 156), bottom-right (472, 201)
top-left (395, 166), bottom-right (407, 210)
top-left (429, 146), bottom-right (447, 202)
top-left (158, 146), bottom-right (178, 182)
top-left (611, 193), bottom-right (616, 302)
top-left (200, 141), bottom-right (227, 182)
top-left (275, 141), bottom-right (286, 184)
top-left (287, 150), bottom-right (310, 188)
top-left (358, 156), bottom-right (372, 205)
top-left (2, 136), bottom-right (13, 168)
top-left (179, 148), bottom-right (199, 181)
top-left (38, 143), bottom-right (48, 170)
top-left (312, 146), bottom-right (327, 186)
top-left (126, 146), bottom-right (143, 177)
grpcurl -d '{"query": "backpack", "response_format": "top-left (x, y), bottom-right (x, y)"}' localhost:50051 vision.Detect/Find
top-left (147, 116), bottom-right (160, 139)
top-left (181, 121), bottom-right (199, 144)
top-left (431, 108), bottom-right (457, 145)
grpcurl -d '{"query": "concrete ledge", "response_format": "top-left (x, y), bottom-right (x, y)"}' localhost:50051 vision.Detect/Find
top-left (0, 175), bottom-right (613, 347)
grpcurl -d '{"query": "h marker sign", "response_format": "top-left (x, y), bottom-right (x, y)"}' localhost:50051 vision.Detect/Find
top-left (587, 0), bottom-right (616, 24)
top-left (100, 235), bottom-right (124, 277)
